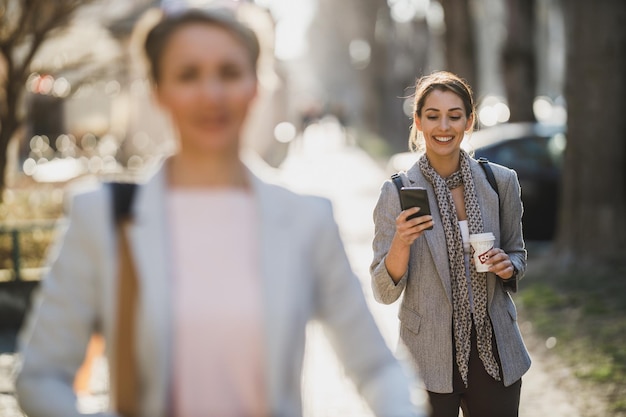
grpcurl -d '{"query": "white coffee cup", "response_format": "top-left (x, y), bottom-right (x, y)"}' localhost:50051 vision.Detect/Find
top-left (468, 232), bottom-right (496, 273)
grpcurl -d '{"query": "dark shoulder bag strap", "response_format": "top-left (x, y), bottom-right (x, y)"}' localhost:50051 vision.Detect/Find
top-left (111, 182), bottom-right (137, 223)
top-left (477, 157), bottom-right (499, 197)
top-left (109, 182), bottom-right (139, 417)
top-left (477, 156), bottom-right (503, 225)
top-left (391, 172), bottom-right (404, 199)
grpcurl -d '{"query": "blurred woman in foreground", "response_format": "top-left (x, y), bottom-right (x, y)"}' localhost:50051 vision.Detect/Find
top-left (15, 7), bottom-right (423, 417)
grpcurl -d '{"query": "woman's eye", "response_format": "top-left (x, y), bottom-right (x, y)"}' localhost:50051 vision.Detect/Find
top-left (450, 116), bottom-right (461, 121)
top-left (427, 116), bottom-right (438, 120)
top-left (178, 68), bottom-right (199, 82)
top-left (221, 65), bottom-right (244, 80)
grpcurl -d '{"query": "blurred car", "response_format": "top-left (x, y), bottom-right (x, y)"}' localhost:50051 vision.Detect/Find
top-left (471, 122), bottom-right (566, 240)
top-left (387, 122), bottom-right (567, 240)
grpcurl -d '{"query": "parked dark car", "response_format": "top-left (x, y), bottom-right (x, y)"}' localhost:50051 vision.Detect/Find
top-left (471, 122), bottom-right (566, 240)
top-left (387, 122), bottom-right (567, 241)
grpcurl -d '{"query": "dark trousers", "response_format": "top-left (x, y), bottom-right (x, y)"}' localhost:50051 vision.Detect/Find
top-left (427, 323), bottom-right (522, 417)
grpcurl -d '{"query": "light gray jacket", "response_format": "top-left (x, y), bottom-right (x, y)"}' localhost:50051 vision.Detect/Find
top-left (371, 157), bottom-right (531, 393)
top-left (16, 162), bottom-right (422, 417)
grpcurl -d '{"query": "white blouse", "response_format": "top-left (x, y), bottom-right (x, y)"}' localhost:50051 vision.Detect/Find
top-left (459, 220), bottom-right (475, 311)
top-left (167, 188), bottom-right (267, 417)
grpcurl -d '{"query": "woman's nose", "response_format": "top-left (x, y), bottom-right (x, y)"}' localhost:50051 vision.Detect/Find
top-left (200, 77), bottom-right (224, 100)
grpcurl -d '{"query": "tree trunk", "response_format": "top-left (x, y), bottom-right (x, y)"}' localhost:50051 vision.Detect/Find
top-left (379, 19), bottom-right (430, 154)
top-left (356, 0), bottom-right (390, 138)
top-left (0, 129), bottom-right (10, 198)
top-left (502, 0), bottom-right (537, 122)
top-left (555, 0), bottom-right (626, 266)
top-left (0, 78), bottom-right (21, 201)
top-left (439, 0), bottom-right (477, 88)
top-left (308, 0), bottom-right (389, 137)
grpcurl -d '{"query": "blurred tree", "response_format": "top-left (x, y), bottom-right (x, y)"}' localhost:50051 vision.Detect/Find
top-left (555, 0), bottom-right (626, 266)
top-left (308, 0), bottom-right (389, 133)
top-left (501, 0), bottom-right (537, 122)
top-left (308, 0), bottom-right (430, 153)
top-left (0, 0), bottom-right (98, 200)
top-left (439, 0), bottom-right (477, 89)
top-left (377, 17), bottom-right (431, 153)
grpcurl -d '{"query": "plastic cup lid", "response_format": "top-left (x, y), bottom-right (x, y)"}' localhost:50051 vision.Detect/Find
top-left (468, 232), bottom-right (495, 242)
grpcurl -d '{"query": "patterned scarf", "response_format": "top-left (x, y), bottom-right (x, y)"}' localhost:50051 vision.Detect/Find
top-left (419, 150), bottom-right (500, 386)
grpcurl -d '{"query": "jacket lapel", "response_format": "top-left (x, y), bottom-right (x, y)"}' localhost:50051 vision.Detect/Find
top-left (126, 165), bottom-right (173, 414)
top-left (405, 164), bottom-right (453, 303)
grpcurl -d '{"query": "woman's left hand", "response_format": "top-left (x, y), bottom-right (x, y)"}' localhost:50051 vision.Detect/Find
top-left (486, 248), bottom-right (515, 279)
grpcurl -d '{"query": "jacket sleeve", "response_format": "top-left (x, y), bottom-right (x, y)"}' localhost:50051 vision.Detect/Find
top-left (311, 198), bottom-right (425, 417)
top-left (14, 189), bottom-right (119, 417)
top-left (370, 180), bottom-right (408, 304)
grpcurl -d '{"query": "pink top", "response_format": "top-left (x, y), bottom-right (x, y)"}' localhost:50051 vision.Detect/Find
top-left (167, 189), bottom-right (267, 417)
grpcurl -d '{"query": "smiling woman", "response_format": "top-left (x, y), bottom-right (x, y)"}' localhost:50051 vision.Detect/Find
top-left (372, 70), bottom-right (531, 417)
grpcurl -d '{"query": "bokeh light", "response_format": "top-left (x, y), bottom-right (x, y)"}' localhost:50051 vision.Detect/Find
top-left (274, 121), bottom-right (297, 143)
top-left (478, 96), bottom-right (510, 127)
top-left (349, 39), bottom-right (371, 70)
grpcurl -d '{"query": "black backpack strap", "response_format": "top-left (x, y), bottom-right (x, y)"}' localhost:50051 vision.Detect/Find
top-left (110, 182), bottom-right (137, 224)
top-left (391, 172), bottom-right (404, 195)
top-left (477, 157), bottom-right (499, 197)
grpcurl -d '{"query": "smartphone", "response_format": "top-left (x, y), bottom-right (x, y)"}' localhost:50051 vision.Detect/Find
top-left (399, 187), bottom-right (433, 229)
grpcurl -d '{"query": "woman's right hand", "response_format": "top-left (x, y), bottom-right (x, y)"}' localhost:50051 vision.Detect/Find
top-left (384, 208), bottom-right (433, 282)
top-left (394, 207), bottom-right (434, 246)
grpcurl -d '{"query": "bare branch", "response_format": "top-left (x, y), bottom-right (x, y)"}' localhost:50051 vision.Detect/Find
top-left (0, 0), bottom-right (105, 195)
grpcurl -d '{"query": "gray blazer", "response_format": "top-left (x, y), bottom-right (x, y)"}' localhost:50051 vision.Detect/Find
top-left (371, 157), bottom-right (531, 393)
top-left (16, 162), bottom-right (422, 417)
